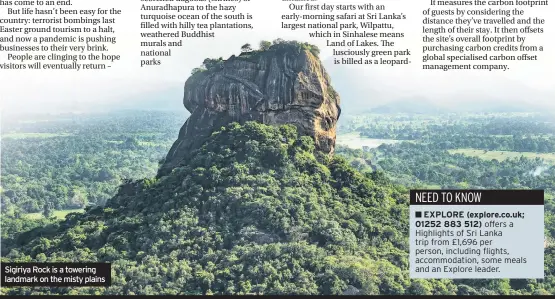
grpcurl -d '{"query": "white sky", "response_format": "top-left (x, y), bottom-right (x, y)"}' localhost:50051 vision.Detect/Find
top-left (0, 0), bottom-right (553, 114)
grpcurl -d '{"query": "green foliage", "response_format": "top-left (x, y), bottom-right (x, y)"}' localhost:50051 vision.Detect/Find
top-left (1, 111), bottom-right (181, 213)
top-left (306, 44), bottom-right (321, 57)
top-left (268, 39), bottom-right (321, 57)
top-left (4, 111), bottom-right (555, 295)
top-left (259, 40), bottom-right (272, 51)
top-left (201, 57), bottom-right (225, 72)
top-left (2, 122), bottom-right (416, 295)
top-left (191, 39), bottom-right (322, 74)
top-left (191, 66), bottom-right (207, 75)
top-left (42, 203), bottom-right (53, 218)
top-left (351, 113), bottom-right (555, 153)
top-left (240, 43), bottom-right (253, 53)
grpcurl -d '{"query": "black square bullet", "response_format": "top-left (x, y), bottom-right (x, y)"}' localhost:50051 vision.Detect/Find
top-left (415, 211), bottom-right (422, 218)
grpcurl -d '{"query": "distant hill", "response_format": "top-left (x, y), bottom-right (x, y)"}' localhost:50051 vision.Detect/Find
top-left (368, 98), bottom-right (543, 114)
top-left (369, 97), bottom-right (446, 114)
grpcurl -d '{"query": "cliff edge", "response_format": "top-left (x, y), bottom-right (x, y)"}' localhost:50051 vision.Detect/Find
top-left (159, 40), bottom-right (341, 175)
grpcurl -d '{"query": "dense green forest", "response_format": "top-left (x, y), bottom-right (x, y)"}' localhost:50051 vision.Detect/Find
top-left (347, 113), bottom-right (555, 152)
top-left (1, 111), bottom-right (183, 214)
top-left (2, 111), bottom-right (555, 295)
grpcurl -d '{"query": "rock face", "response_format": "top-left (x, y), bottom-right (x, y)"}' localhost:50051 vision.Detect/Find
top-left (159, 43), bottom-right (341, 175)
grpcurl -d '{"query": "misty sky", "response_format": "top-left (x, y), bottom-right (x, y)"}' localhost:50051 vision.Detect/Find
top-left (0, 0), bottom-right (553, 114)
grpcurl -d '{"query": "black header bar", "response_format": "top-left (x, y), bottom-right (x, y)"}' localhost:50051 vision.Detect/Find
top-left (410, 190), bottom-right (544, 205)
top-left (0, 296), bottom-right (549, 299)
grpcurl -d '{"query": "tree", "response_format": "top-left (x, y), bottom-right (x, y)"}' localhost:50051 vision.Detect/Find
top-left (308, 44), bottom-right (321, 57)
top-left (203, 57), bottom-right (224, 70)
top-left (241, 43), bottom-right (252, 53)
top-left (69, 187), bottom-right (88, 208)
top-left (43, 203), bottom-right (53, 218)
top-left (259, 40), bottom-right (271, 51)
top-left (191, 66), bottom-right (207, 75)
top-left (203, 58), bottom-right (217, 69)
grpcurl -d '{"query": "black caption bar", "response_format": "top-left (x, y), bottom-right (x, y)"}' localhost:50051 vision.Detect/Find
top-left (1, 263), bottom-right (111, 287)
top-left (410, 190), bottom-right (544, 205)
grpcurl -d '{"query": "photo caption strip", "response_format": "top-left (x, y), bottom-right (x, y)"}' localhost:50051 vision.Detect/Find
top-left (409, 190), bottom-right (544, 279)
top-left (1, 263), bottom-right (111, 287)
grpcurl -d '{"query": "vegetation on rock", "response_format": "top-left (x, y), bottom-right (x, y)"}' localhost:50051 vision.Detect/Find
top-left (191, 39), bottom-right (321, 75)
